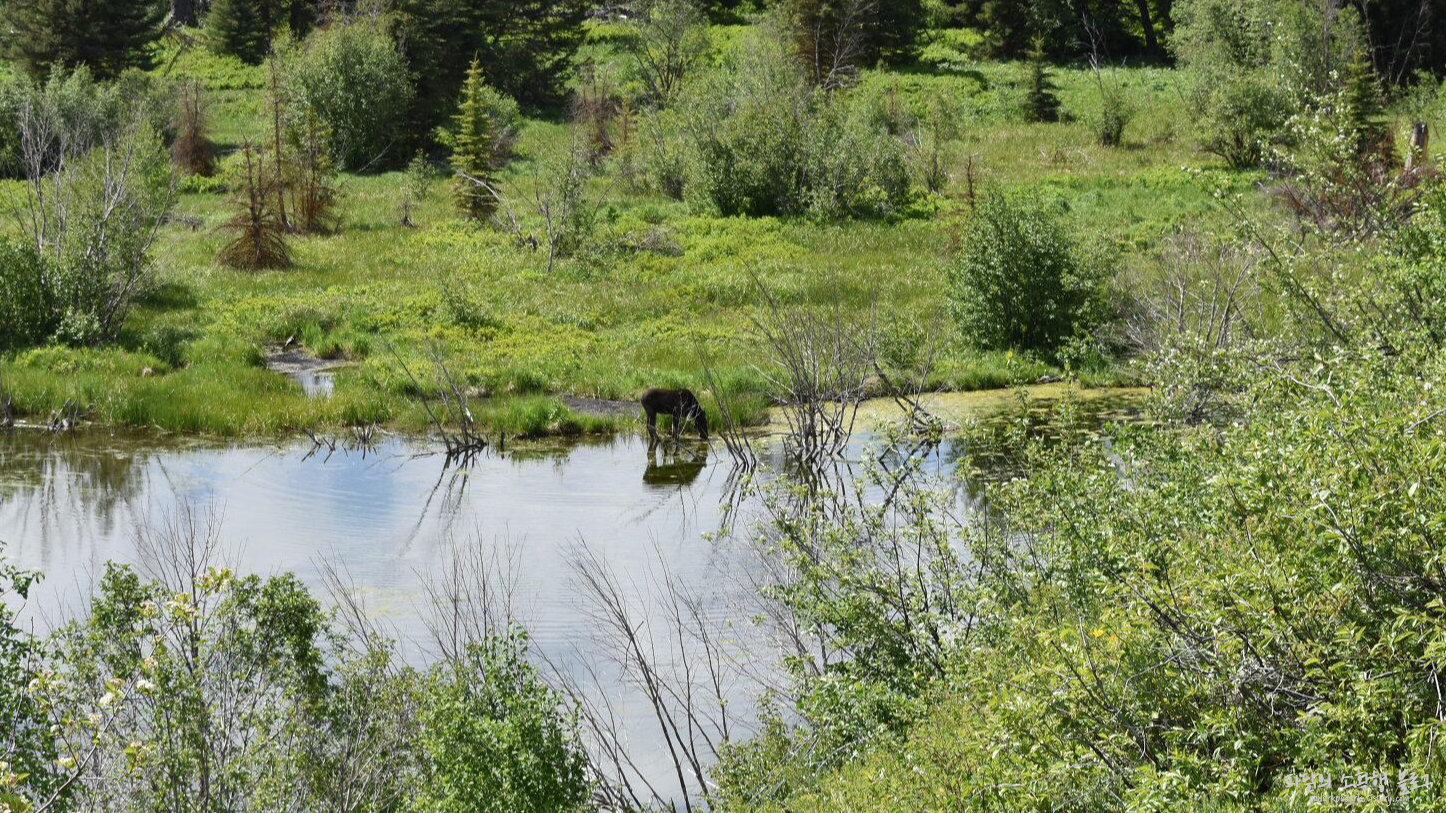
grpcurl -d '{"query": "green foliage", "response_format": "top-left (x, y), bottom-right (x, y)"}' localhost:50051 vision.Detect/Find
top-left (1342, 48), bottom-right (1391, 164)
top-left (627, 0), bottom-right (711, 105)
top-left (948, 192), bottom-right (1114, 355)
top-left (1198, 71), bottom-right (1289, 168)
top-left (1090, 85), bottom-right (1131, 147)
top-left (284, 105), bottom-right (340, 233)
top-left (10, 117), bottom-right (173, 347)
top-left (675, 33), bottom-right (915, 219)
top-left (803, 97), bottom-right (911, 219)
top-left (286, 20), bottom-right (414, 170)
top-left (0, 0), bottom-right (165, 78)
top-left (203, 0), bottom-right (321, 62)
top-left (959, 0), bottom-right (1163, 60)
top-left (677, 35), bottom-right (811, 216)
top-left (0, 65), bottom-right (158, 179)
top-left (0, 556), bottom-right (54, 809)
top-left (0, 240), bottom-right (58, 351)
top-left (400, 150), bottom-right (438, 226)
top-left (1173, 0), bottom-right (1365, 166)
top-left (30, 558), bottom-right (329, 811)
top-left (218, 143), bottom-right (292, 269)
top-left (205, 0), bottom-right (269, 65)
top-left (449, 59), bottom-right (502, 221)
top-left (3, 541), bottom-right (597, 812)
top-left (1022, 41), bottom-right (1060, 124)
top-left (413, 630), bottom-right (591, 813)
top-left (394, 0), bottom-right (588, 141)
top-left (779, 0), bottom-right (930, 85)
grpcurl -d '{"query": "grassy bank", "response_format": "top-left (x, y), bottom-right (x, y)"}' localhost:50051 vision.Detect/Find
top-left (0, 32), bottom-right (1244, 437)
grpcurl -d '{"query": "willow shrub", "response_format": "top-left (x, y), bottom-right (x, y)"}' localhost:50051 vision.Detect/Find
top-left (947, 191), bottom-right (1115, 356)
top-left (286, 20), bottom-right (413, 170)
top-left (720, 344), bottom-right (1446, 812)
top-left (668, 30), bottom-right (913, 219)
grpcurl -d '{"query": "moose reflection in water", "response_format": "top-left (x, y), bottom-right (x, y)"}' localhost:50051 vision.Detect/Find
top-left (643, 443), bottom-right (708, 486)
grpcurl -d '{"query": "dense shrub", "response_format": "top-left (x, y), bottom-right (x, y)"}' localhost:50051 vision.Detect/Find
top-left (718, 345), bottom-right (1446, 812)
top-left (0, 558), bottom-right (55, 809)
top-left (2, 77), bottom-right (173, 348)
top-left (414, 631), bottom-right (591, 813)
top-left (0, 240), bottom-right (57, 351)
top-left (677, 35), bottom-right (811, 216)
top-left (1173, 0), bottom-right (1364, 166)
top-left (1198, 71), bottom-right (1290, 168)
top-left (947, 192), bottom-right (1114, 355)
top-left (673, 32), bottom-right (918, 219)
top-left (286, 21), bottom-right (413, 170)
top-left (803, 99), bottom-right (911, 219)
top-left (1, 528), bottom-right (594, 813)
top-left (0, 66), bottom-right (134, 179)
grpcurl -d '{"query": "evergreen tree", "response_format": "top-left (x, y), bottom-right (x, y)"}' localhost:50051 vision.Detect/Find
top-left (781, 0), bottom-right (928, 85)
top-left (395, 0), bottom-right (589, 140)
top-left (1, 0), bottom-right (166, 78)
top-left (205, 0), bottom-right (269, 65)
top-left (1023, 40), bottom-right (1061, 123)
top-left (450, 60), bottom-right (500, 221)
top-left (1343, 48), bottom-right (1391, 164)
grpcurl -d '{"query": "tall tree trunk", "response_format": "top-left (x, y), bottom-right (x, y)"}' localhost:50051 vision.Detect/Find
top-left (172, 0), bottom-right (196, 26)
top-left (1135, 0), bottom-right (1159, 56)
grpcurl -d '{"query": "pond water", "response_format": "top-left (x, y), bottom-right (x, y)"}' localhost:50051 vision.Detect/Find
top-left (0, 384), bottom-right (1145, 797)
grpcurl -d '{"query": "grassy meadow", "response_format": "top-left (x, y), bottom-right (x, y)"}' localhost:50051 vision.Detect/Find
top-left (0, 29), bottom-right (1257, 437)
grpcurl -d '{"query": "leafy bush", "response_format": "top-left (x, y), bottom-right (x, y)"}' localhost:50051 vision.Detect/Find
top-left (678, 34), bottom-right (811, 216)
top-left (674, 31), bottom-right (919, 219)
top-left (2, 523), bottom-right (596, 813)
top-left (0, 557), bottom-right (53, 809)
top-left (1173, 0), bottom-right (1363, 166)
top-left (5, 84), bottom-right (173, 348)
top-left (1088, 76), bottom-right (1133, 147)
top-left (0, 240), bottom-right (57, 351)
top-left (948, 192), bottom-right (1114, 355)
top-left (0, 66), bottom-right (128, 179)
top-left (1199, 71), bottom-right (1290, 168)
top-left (803, 99), bottom-right (911, 219)
top-left (286, 21), bottom-right (413, 170)
top-left (414, 630), bottom-right (591, 813)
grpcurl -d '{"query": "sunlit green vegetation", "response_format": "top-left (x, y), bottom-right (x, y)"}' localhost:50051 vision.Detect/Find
top-left (0, 15), bottom-right (1258, 436)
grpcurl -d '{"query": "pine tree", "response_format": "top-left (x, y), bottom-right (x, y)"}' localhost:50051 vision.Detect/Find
top-left (205, 0), bottom-right (269, 65)
top-left (1023, 40), bottom-right (1061, 123)
top-left (395, 0), bottom-right (589, 139)
top-left (1343, 49), bottom-right (1391, 165)
top-left (451, 59), bottom-right (500, 221)
top-left (1, 0), bottom-right (166, 78)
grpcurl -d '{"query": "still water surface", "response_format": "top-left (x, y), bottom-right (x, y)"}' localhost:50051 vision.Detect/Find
top-left (0, 385), bottom-right (1143, 793)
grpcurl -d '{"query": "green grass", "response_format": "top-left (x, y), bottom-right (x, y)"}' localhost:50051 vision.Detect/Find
top-left (0, 29), bottom-right (1250, 438)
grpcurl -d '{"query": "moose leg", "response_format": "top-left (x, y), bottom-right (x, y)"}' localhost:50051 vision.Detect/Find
top-left (645, 406), bottom-right (659, 444)
top-left (671, 407), bottom-right (682, 441)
